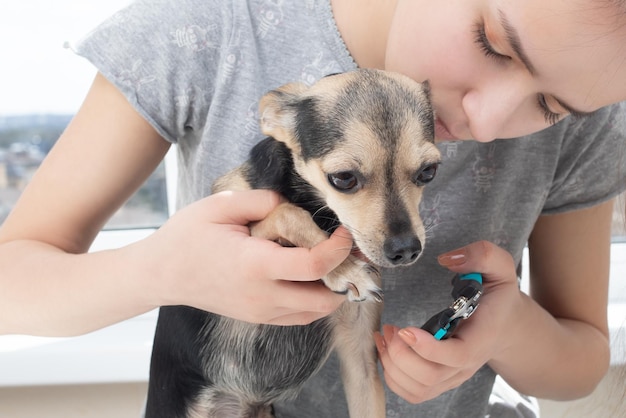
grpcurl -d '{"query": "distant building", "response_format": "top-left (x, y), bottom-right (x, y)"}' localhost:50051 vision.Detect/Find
top-left (0, 161), bottom-right (7, 189)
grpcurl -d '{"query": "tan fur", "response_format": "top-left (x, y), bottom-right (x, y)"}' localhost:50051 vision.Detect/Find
top-left (212, 169), bottom-right (252, 193)
top-left (297, 120), bottom-right (440, 266)
top-left (211, 69), bottom-right (440, 418)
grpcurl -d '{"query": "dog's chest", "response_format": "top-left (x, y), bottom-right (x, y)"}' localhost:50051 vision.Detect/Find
top-left (200, 314), bottom-right (335, 400)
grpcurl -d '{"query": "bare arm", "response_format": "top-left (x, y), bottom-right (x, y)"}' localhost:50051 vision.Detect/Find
top-left (0, 73), bottom-right (350, 336)
top-left (0, 73), bottom-right (171, 335)
top-left (489, 199), bottom-right (613, 399)
top-left (376, 200), bottom-right (613, 402)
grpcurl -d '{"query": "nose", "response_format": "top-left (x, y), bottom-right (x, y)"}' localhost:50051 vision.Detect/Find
top-left (462, 77), bottom-right (529, 142)
top-left (384, 233), bottom-right (422, 265)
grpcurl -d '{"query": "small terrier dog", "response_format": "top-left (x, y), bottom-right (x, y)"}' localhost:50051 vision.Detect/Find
top-left (145, 69), bottom-right (441, 418)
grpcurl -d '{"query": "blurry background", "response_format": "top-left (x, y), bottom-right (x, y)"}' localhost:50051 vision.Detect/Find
top-left (0, 2), bottom-right (623, 418)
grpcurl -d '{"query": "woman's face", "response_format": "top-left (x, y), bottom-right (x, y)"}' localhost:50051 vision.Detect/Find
top-left (385, 0), bottom-right (626, 142)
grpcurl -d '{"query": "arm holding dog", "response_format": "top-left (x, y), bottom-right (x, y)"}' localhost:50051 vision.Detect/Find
top-left (377, 201), bottom-right (612, 402)
top-left (0, 73), bottom-right (349, 336)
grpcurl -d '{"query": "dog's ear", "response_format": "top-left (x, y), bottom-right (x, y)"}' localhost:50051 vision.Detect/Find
top-left (259, 82), bottom-right (308, 148)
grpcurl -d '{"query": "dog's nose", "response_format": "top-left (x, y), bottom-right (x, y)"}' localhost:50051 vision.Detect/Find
top-left (384, 234), bottom-right (422, 265)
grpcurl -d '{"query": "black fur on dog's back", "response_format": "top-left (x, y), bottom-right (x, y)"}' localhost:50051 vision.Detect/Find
top-left (147, 309), bottom-right (335, 417)
top-left (145, 137), bottom-right (340, 418)
top-left (146, 69), bottom-right (438, 418)
top-left (146, 306), bottom-right (212, 417)
top-left (243, 137), bottom-right (340, 233)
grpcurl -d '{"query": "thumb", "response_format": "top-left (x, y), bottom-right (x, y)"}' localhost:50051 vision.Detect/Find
top-left (397, 326), bottom-right (460, 363)
top-left (206, 189), bottom-right (283, 225)
top-left (398, 326), bottom-right (438, 349)
top-left (437, 240), bottom-right (516, 284)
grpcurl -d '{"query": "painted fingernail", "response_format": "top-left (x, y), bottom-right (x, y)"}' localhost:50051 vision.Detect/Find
top-left (438, 248), bottom-right (467, 267)
top-left (398, 328), bottom-right (417, 345)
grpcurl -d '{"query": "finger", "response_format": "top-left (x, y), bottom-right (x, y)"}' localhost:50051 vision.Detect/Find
top-left (382, 363), bottom-right (429, 404)
top-left (267, 310), bottom-right (336, 326)
top-left (376, 329), bottom-right (421, 396)
top-left (377, 327), bottom-right (446, 404)
top-left (387, 326), bottom-right (479, 399)
top-left (389, 326), bottom-right (463, 383)
top-left (240, 303), bottom-right (336, 327)
top-left (381, 326), bottom-right (441, 376)
top-left (396, 326), bottom-right (470, 369)
top-left (233, 280), bottom-right (343, 324)
top-left (206, 190), bottom-right (283, 224)
top-left (437, 240), bottom-right (516, 284)
top-left (247, 227), bottom-right (353, 281)
top-left (271, 279), bottom-right (345, 314)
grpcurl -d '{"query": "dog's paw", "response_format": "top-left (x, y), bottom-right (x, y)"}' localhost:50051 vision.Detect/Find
top-left (323, 256), bottom-right (383, 302)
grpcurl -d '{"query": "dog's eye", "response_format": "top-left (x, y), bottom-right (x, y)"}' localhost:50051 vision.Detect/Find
top-left (414, 163), bottom-right (439, 185)
top-left (328, 172), bottom-right (359, 192)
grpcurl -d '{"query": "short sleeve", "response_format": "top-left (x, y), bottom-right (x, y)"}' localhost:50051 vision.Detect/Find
top-left (542, 101), bottom-right (626, 214)
top-left (73, 0), bottom-right (229, 143)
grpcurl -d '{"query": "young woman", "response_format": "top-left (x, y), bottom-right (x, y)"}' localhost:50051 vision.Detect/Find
top-left (1, 0), bottom-right (625, 416)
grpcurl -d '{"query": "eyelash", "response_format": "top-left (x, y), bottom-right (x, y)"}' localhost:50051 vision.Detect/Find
top-left (473, 21), bottom-right (562, 126)
top-left (536, 94), bottom-right (562, 126)
top-left (473, 22), bottom-right (510, 63)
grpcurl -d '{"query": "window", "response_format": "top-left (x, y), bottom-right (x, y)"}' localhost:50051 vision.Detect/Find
top-left (0, 0), bottom-right (167, 230)
top-left (0, 115), bottom-right (169, 229)
top-left (0, 0), bottom-right (624, 392)
top-left (613, 194), bottom-right (626, 240)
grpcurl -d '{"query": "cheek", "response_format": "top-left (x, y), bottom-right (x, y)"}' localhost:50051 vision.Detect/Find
top-left (498, 116), bottom-right (553, 139)
top-left (384, 3), bottom-right (481, 88)
top-left (384, 12), bottom-right (438, 80)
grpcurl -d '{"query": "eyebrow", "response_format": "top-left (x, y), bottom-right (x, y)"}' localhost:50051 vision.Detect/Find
top-left (498, 9), bottom-right (594, 118)
top-left (498, 10), bottom-right (537, 75)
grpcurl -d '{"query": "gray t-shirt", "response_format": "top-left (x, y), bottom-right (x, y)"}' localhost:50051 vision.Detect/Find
top-left (75, 1), bottom-right (626, 417)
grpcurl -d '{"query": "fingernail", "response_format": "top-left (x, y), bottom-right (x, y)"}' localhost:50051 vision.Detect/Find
top-left (333, 226), bottom-right (353, 241)
top-left (438, 248), bottom-right (467, 267)
top-left (398, 328), bottom-right (417, 345)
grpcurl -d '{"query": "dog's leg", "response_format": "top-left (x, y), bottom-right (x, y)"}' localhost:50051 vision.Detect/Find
top-left (250, 202), bottom-right (327, 246)
top-left (333, 302), bottom-right (386, 418)
top-left (253, 202), bottom-right (386, 416)
top-left (251, 202), bottom-right (382, 302)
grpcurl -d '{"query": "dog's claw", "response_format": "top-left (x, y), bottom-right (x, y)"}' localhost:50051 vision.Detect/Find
top-left (347, 282), bottom-right (360, 298)
top-left (345, 283), bottom-right (383, 303)
top-left (324, 256), bottom-right (382, 303)
top-left (366, 264), bottom-right (381, 278)
top-left (370, 288), bottom-right (384, 303)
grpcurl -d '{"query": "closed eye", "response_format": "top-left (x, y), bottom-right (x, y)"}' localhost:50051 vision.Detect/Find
top-left (473, 21), bottom-right (511, 63)
top-left (474, 20), bottom-right (567, 126)
top-left (537, 94), bottom-right (562, 126)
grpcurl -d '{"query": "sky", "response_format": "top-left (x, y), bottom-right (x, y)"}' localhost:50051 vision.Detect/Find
top-left (0, 1), bottom-right (130, 115)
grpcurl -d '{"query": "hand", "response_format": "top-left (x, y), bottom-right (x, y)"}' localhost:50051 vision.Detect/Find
top-left (374, 240), bottom-right (522, 403)
top-left (136, 189), bottom-right (351, 325)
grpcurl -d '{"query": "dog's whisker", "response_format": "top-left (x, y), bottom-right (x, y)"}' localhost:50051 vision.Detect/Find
top-left (154, 69), bottom-right (438, 417)
top-left (330, 245), bottom-right (360, 253)
top-left (311, 205), bottom-right (335, 219)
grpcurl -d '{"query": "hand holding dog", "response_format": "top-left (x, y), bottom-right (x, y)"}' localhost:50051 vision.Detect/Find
top-left (142, 189), bottom-right (350, 326)
top-left (375, 241), bottom-right (521, 404)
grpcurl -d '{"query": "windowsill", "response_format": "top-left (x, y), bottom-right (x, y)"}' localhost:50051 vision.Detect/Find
top-left (0, 234), bottom-right (624, 387)
top-left (0, 310), bottom-right (158, 387)
top-left (0, 229), bottom-right (158, 387)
